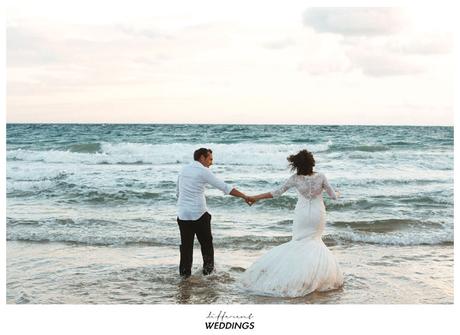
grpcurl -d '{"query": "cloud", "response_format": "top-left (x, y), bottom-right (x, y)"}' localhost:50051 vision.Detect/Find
top-left (114, 24), bottom-right (169, 40)
top-left (7, 11), bottom-right (453, 125)
top-left (299, 51), bottom-right (353, 75)
top-left (385, 103), bottom-right (453, 125)
top-left (300, 8), bottom-right (451, 77)
top-left (262, 38), bottom-right (296, 50)
top-left (6, 20), bottom-right (239, 99)
top-left (346, 47), bottom-right (424, 77)
top-left (7, 24), bottom-right (151, 96)
top-left (385, 33), bottom-right (453, 55)
top-left (303, 7), bottom-right (407, 36)
top-left (7, 26), bottom-right (60, 66)
top-left (339, 32), bottom-right (453, 77)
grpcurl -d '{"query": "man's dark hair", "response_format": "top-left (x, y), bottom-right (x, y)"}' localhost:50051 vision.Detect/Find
top-left (194, 148), bottom-right (213, 161)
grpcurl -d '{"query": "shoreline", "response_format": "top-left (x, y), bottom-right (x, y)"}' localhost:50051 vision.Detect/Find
top-left (6, 240), bottom-right (453, 304)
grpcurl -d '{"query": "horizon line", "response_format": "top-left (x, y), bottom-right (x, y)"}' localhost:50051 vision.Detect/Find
top-left (5, 121), bottom-right (454, 127)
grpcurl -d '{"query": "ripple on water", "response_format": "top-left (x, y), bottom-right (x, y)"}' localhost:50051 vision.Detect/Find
top-left (15, 291), bottom-right (31, 304)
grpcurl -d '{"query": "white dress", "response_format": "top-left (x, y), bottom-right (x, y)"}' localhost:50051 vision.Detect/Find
top-left (239, 172), bottom-right (343, 297)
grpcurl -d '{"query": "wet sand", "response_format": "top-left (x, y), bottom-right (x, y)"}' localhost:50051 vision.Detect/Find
top-left (7, 241), bottom-right (453, 304)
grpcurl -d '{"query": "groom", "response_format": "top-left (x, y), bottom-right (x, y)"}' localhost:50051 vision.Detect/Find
top-left (176, 148), bottom-right (252, 278)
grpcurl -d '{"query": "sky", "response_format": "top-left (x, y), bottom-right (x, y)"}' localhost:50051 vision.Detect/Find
top-left (6, 0), bottom-right (456, 125)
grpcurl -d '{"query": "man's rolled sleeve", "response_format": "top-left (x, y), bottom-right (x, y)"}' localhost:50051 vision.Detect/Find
top-left (203, 169), bottom-right (233, 195)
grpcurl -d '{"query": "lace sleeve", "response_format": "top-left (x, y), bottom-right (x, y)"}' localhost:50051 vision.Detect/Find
top-left (270, 175), bottom-right (295, 198)
top-left (322, 173), bottom-right (337, 200)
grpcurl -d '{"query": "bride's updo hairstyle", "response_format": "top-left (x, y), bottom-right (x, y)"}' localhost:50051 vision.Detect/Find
top-left (288, 149), bottom-right (315, 176)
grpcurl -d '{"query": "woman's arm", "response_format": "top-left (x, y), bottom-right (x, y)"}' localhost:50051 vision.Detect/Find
top-left (252, 192), bottom-right (273, 201)
top-left (247, 176), bottom-right (295, 204)
top-left (322, 173), bottom-right (338, 200)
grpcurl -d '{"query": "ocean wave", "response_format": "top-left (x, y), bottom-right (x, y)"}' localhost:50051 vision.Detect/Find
top-left (7, 179), bottom-right (169, 202)
top-left (386, 141), bottom-right (416, 146)
top-left (9, 171), bottom-right (72, 183)
top-left (325, 229), bottom-right (453, 246)
top-left (326, 144), bottom-right (390, 153)
top-left (6, 232), bottom-right (178, 247)
top-left (397, 196), bottom-right (452, 206)
top-left (68, 143), bottom-right (102, 153)
top-left (256, 197), bottom-right (297, 209)
top-left (7, 217), bottom-right (129, 227)
top-left (7, 218), bottom-right (43, 226)
top-left (6, 142), bottom-right (333, 166)
top-left (337, 177), bottom-right (451, 188)
top-left (214, 235), bottom-right (292, 249)
top-left (6, 231), bottom-right (292, 249)
top-left (239, 193), bottom-right (451, 211)
top-left (330, 219), bottom-right (443, 233)
top-left (7, 227), bottom-right (452, 247)
top-left (63, 189), bottom-right (164, 203)
top-left (327, 195), bottom-right (452, 211)
top-left (207, 195), bottom-right (297, 209)
top-left (327, 199), bottom-right (384, 211)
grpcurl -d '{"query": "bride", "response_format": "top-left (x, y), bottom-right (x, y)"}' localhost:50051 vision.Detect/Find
top-left (239, 149), bottom-right (343, 297)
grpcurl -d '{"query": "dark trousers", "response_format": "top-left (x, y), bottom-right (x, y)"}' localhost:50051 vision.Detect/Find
top-left (177, 212), bottom-right (214, 277)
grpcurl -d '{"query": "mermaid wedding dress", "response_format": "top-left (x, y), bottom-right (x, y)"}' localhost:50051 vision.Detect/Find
top-left (239, 172), bottom-right (343, 297)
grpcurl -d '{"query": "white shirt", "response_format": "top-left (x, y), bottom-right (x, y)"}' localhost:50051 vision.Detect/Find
top-left (176, 161), bottom-right (233, 220)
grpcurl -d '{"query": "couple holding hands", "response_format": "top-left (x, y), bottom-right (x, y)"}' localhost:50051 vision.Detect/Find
top-left (176, 147), bottom-right (343, 297)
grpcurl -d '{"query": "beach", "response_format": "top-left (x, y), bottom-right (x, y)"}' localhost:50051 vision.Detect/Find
top-left (6, 124), bottom-right (454, 304)
top-left (7, 241), bottom-right (453, 304)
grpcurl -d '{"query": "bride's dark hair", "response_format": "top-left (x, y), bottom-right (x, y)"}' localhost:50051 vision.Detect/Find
top-left (287, 149), bottom-right (315, 175)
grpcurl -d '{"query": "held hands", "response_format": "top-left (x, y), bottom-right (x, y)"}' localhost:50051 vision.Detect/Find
top-left (244, 195), bottom-right (257, 206)
top-left (242, 192), bottom-right (272, 206)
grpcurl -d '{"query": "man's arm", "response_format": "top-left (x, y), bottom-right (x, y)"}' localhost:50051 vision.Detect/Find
top-left (202, 169), bottom-right (233, 195)
top-left (203, 169), bottom-right (252, 204)
top-left (229, 188), bottom-right (252, 205)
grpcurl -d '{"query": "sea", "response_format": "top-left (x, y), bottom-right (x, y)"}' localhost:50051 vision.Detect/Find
top-left (6, 124), bottom-right (454, 304)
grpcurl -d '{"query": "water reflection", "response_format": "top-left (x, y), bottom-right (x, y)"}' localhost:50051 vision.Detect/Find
top-left (176, 274), bottom-right (220, 304)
